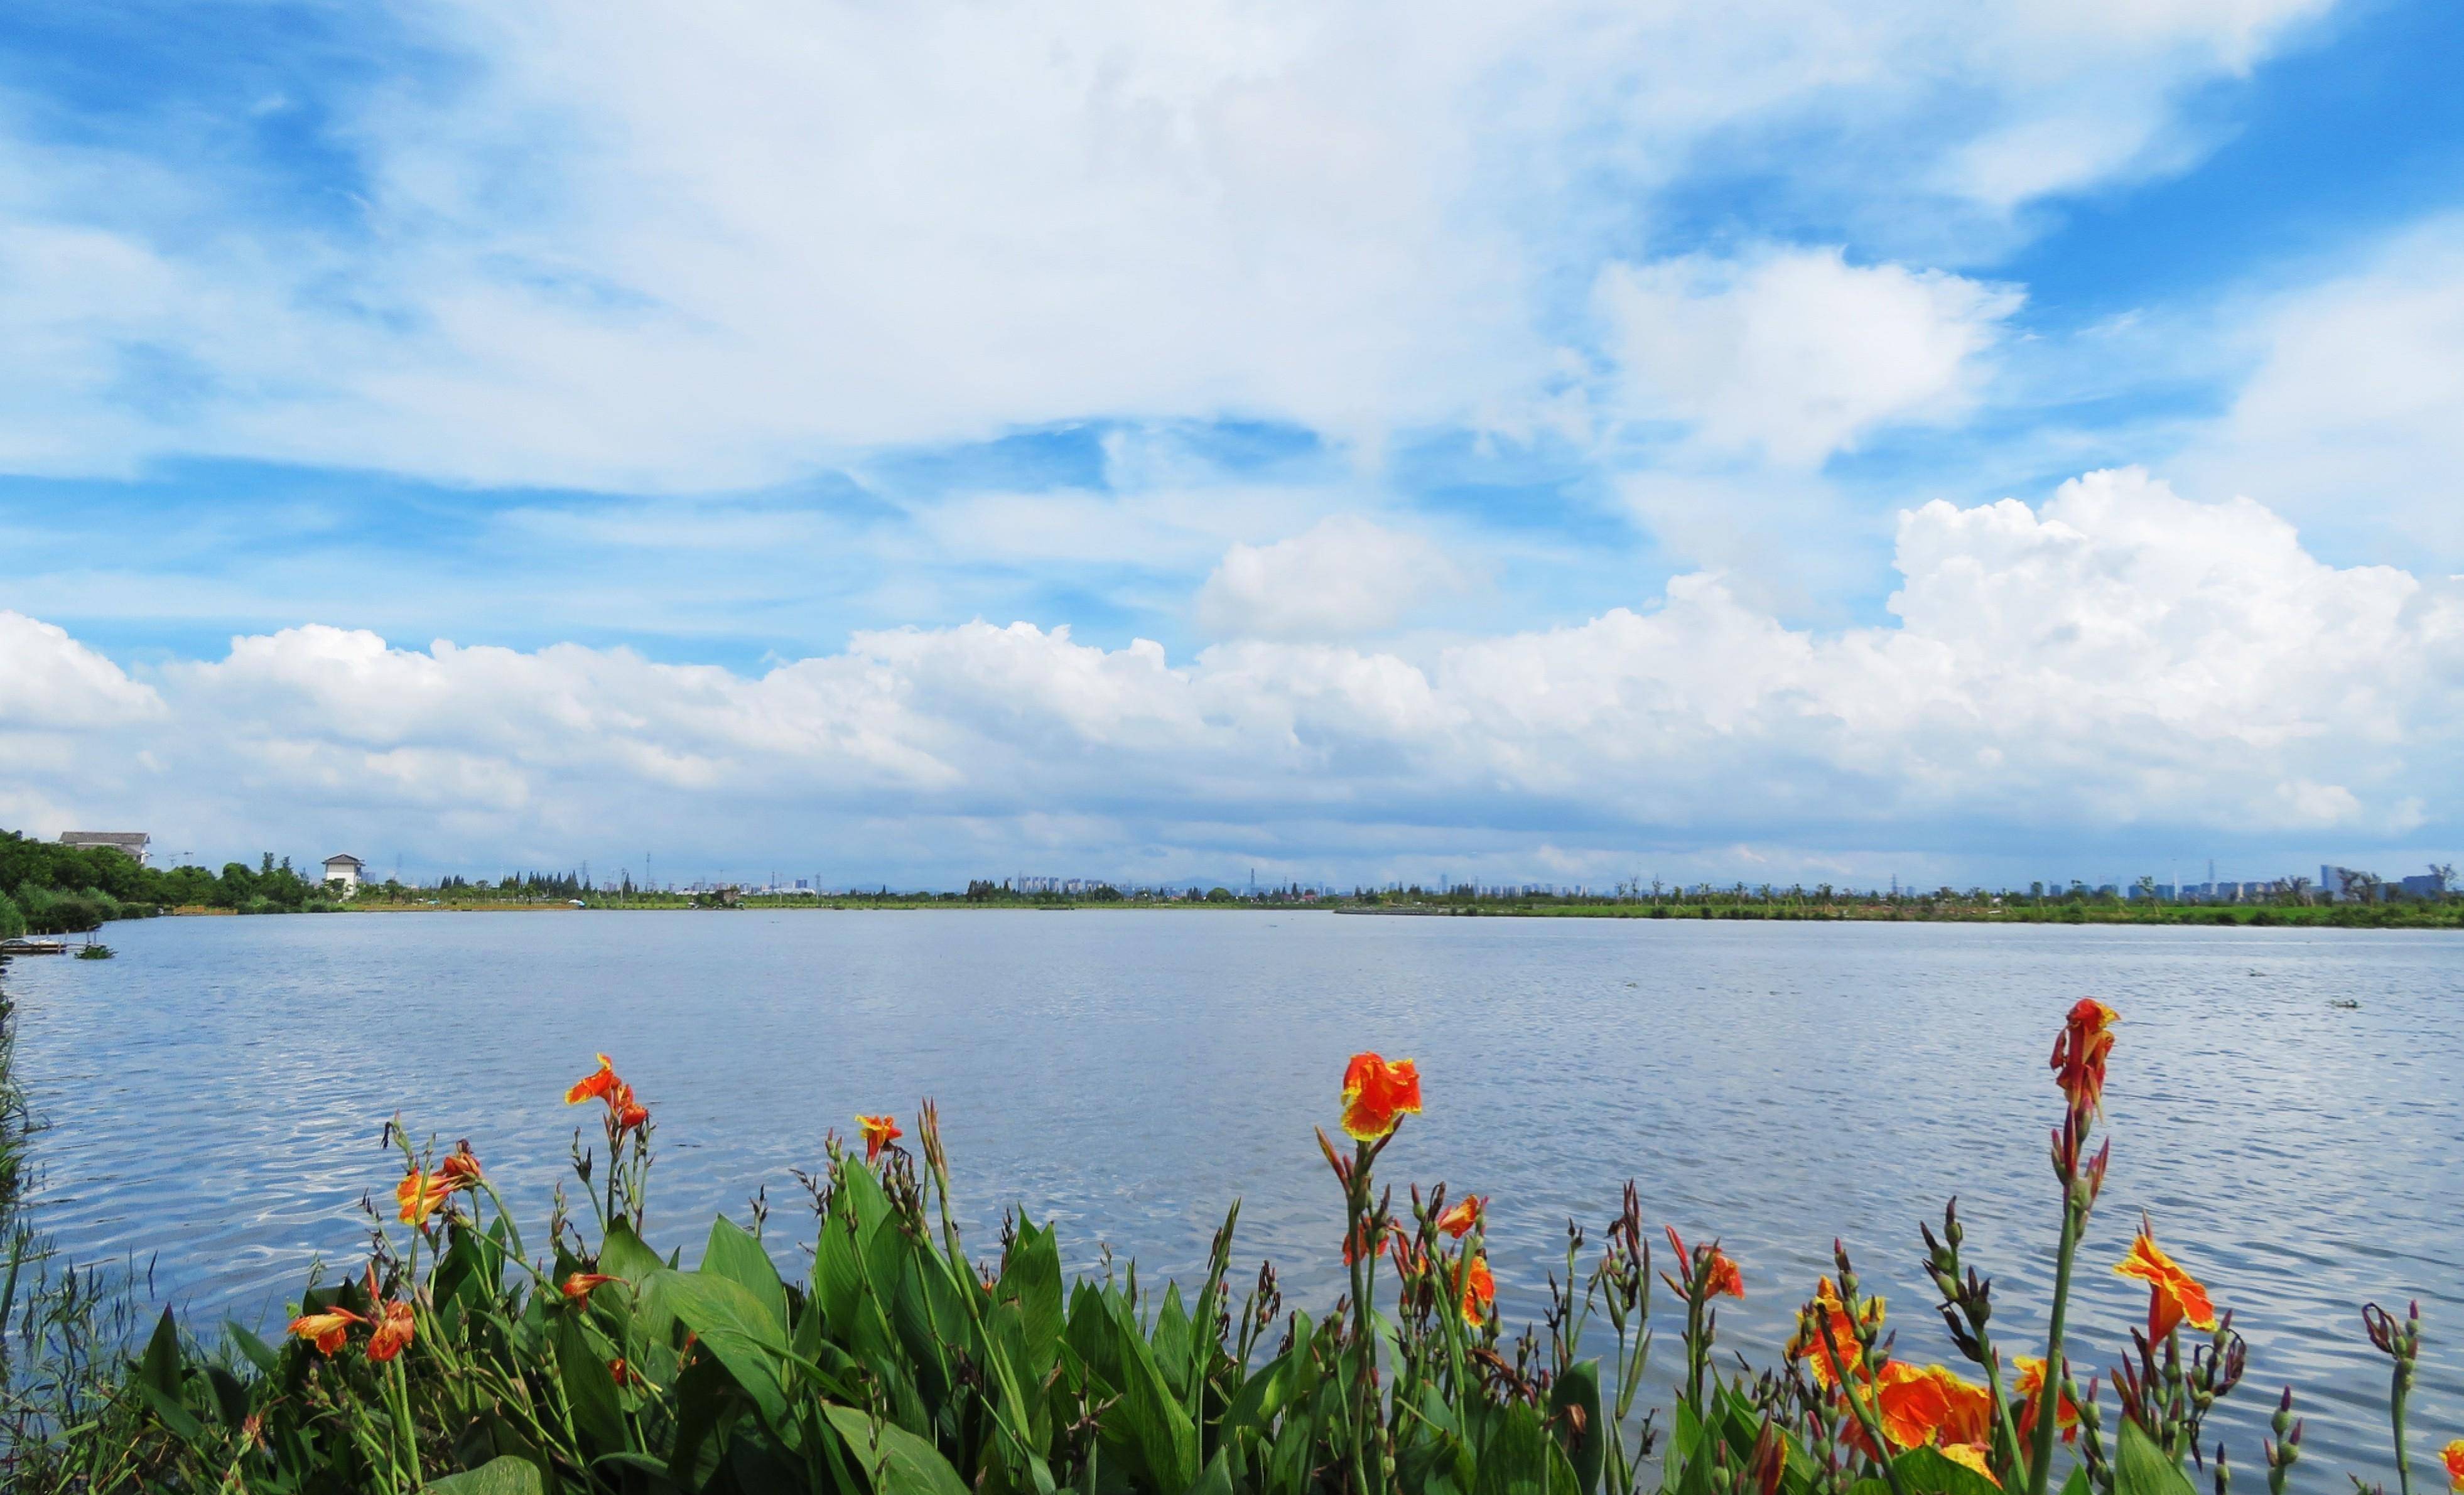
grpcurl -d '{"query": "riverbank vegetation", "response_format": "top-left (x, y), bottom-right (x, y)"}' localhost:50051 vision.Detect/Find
top-left (0, 831), bottom-right (341, 935)
top-left (0, 999), bottom-right (2452, 1495)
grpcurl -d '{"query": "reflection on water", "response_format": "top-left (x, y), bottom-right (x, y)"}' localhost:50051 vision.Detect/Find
top-left (5, 912), bottom-right (2457, 1478)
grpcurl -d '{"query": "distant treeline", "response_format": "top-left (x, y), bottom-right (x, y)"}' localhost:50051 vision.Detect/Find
top-left (0, 831), bottom-right (340, 937)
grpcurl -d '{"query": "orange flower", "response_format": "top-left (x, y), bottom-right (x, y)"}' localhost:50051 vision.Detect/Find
top-left (1923, 1364), bottom-right (1995, 1448)
top-left (1459, 1253), bottom-right (1495, 1325)
top-left (396, 1169), bottom-right (454, 1224)
top-left (1664, 1226), bottom-right (1744, 1300)
top-left (287, 1305), bottom-right (367, 1356)
top-left (856, 1113), bottom-right (901, 1162)
top-left (1787, 1276), bottom-right (1878, 1388)
top-left (2050, 1000), bottom-right (2119, 1119)
top-left (1435, 1195), bottom-right (1487, 1239)
top-left (1942, 1444), bottom-right (2000, 1487)
top-left (1341, 1219), bottom-right (1389, 1265)
top-left (562, 1271), bottom-right (619, 1302)
top-left (2441, 1438), bottom-right (2463, 1492)
top-left (566, 1053), bottom-right (622, 1106)
top-left (1875, 1361), bottom-right (1953, 1450)
top-left (2114, 1221), bottom-right (2215, 1342)
top-left (366, 1301), bottom-right (416, 1363)
top-left (610, 1082), bottom-right (649, 1135)
top-left (438, 1143), bottom-right (484, 1189)
top-left (611, 1357), bottom-right (643, 1388)
top-left (2013, 1356), bottom-right (2080, 1444)
top-left (1339, 1052), bottom-right (1423, 1141)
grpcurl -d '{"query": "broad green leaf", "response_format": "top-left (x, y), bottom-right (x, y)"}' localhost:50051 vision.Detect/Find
top-left (644, 1268), bottom-right (792, 1427)
top-left (997, 1217), bottom-right (1065, 1379)
top-left (825, 1403), bottom-right (974, 1495)
top-left (1103, 1289), bottom-right (1200, 1491)
top-left (1891, 1445), bottom-right (2004, 1495)
top-left (1547, 1359), bottom-right (1606, 1495)
top-left (423, 1455), bottom-right (547, 1494)
top-left (1477, 1401), bottom-right (1555, 1495)
top-left (135, 1307), bottom-right (203, 1440)
top-left (1186, 1447), bottom-right (1235, 1495)
top-left (702, 1214), bottom-right (789, 1331)
top-left (225, 1320), bottom-right (279, 1374)
top-left (597, 1216), bottom-right (667, 1283)
top-left (557, 1312), bottom-right (628, 1452)
top-left (2115, 1419), bottom-right (2197, 1495)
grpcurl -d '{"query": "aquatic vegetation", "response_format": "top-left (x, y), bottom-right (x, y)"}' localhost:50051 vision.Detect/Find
top-left (0, 1004), bottom-right (2453, 1495)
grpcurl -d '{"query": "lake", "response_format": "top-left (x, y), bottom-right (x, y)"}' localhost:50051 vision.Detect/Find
top-left (4, 911), bottom-right (2458, 1479)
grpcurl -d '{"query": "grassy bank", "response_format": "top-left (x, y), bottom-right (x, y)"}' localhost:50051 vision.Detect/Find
top-left (0, 998), bottom-right (2449, 1495)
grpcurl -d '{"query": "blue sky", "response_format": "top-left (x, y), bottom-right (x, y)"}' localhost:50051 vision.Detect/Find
top-left (1, 0), bottom-right (2460, 888)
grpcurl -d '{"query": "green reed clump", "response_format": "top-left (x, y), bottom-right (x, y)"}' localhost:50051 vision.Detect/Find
top-left (0, 1003), bottom-right (2455, 1495)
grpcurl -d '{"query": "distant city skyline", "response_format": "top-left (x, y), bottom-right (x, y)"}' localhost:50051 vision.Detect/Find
top-left (3, 1), bottom-right (2461, 883)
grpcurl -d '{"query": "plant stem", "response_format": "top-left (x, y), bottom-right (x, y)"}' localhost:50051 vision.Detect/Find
top-left (2029, 1190), bottom-right (2083, 1495)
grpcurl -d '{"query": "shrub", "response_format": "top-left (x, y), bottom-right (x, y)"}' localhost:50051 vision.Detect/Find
top-left (0, 890), bottom-right (23, 941)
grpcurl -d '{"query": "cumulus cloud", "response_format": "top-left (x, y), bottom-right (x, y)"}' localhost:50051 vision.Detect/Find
top-left (6, 470), bottom-right (2455, 879)
top-left (1196, 517), bottom-right (1471, 640)
top-left (1596, 247), bottom-right (2022, 468)
top-left (0, 0), bottom-right (2337, 488)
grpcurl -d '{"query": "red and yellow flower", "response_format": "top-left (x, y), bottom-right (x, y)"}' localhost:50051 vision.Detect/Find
top-left (2114, 1221), bottom-right (2216, 1342)
top-left (287, 1305), bottom-right (368, 1357)
top-left (1339, 1052), bottom-right (1422, 1141)
top-left (2013, 1356), bottom-right (2080, 1444)
top-left (568, 1054), bottom-right (651, 1135)
top-left (856, 1113), bottom-right (902, 1162)
top-left (2050, 1000), bottom-right (2119, 1120)
top-left (396, 1169), bottom-right (454, 1225)
top-left (562, 1272), bottom-right (619, 1303)
top-left (1941, 1444), bottom-right (2000, 1487)
top-left (366, 1301), bottom-right (416, 1363)
top-left (1459, 1253), bottom-right (1495, 1325)
top-left (1663, 1226), bottom-right (1744, 1300)
top-left (1435, 1195), bottom-right (1486, 1239)
top-left (437, 1143), bottom-right (484, 1189)
top-left (2440, 1438), bottom-right (2463, 1492)
top-left (1787, 1276), bottom-right (1879, 1388)
top-left (566, 1054), bottom-right (622, 1106)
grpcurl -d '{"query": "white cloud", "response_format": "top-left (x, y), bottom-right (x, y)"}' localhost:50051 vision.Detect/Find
top-left (0, 610), bottom-right (161, 729)
top-left (1596, 247), bottom-right (2022, 467)
top-left (2183, 217), bottom-right (2464, 565)
top-left (0, 0), bottom-right (2339, 489)
top-left (7, 468), bottom-right (2455, 878)
top-left (1196, 517), bottom-right (1471, 639)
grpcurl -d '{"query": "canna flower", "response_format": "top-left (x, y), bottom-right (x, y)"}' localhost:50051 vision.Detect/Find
top-left (1942, 1444), bottom-right (2001, 1487)
top-left (562, 1272), bottom-right (619, 1302)
top-left (856, 1113), bottom-right (901, 1162)
top-left (366, 1300), bottom-right (416, 1363)
top-left (566, 1054), bottom-right (622, 1106)
top-left (1459, 1253), bottom-right (1495, 1325)
top-left (1924, 1364), bottom-right (1996, 1449)
top-left (1339, 1052), bottom-right (1423, 1141)
top-left (2114, 1221), bottom-right (2215, 1342)
top-left (1663, 1226), bottom-right (1744, 1300)
top-left (611, 1357), bottom-right (643, 1388)
top-left (610, 1082), bottom-right (649, 1135)
top-left (1435, 1194), bottom-right (1487, 1239)
top-left (2441, 1439), bottom-right (2463, 1492)
top-left (2013, 1356), bottom-right (2081, 1444)
top-left (1876, 1361), bottom-right (1954, 1449)
top-left (396, 1168), bottom-right (454, 1224)
top-left (1788, 1276), bottom-right (1880, 1388)
top-left (438, 1142), bottom-right (484, 1189)
top-left (2050, 1000), bottom-right (2119, 1120)
top-left (288, 1305), bottom-right (367, 1356)
top-left (1341, 1219), bottom-right (1389, 1265)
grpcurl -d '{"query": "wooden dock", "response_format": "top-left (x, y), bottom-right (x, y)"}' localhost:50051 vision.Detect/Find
top-left (0, 939), bottom-right (70, 956)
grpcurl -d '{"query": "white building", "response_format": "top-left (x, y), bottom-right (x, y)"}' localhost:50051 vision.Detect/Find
top-left (59, 831), bottom-right (151, 864)
top-left (322, 853), bottom-right (367, 895)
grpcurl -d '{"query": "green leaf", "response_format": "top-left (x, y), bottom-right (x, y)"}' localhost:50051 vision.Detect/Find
top-left (598, 1216), bottom-right (668, 1283)
top-left (1548, 1360), bottom-right (1607, 1494)
top-left (644, 1268), bottom-right (792, 1427)
top-left (1103, 1288), bottom-right (1200, 1491)
top-left (557, 1312), bottom-right (629, 1452)
top-left (225, 1320), bottom-right (279, 1375)
top-left (2115, 1419), bottom-right (2197, 1495)
top-left (423, 1455), bottom-right (547, 1494)
top-left (702, 1214), bottom-right (789, 1331)
top-left (825, 1403), bottom-right (973, 1495)
top-left (997, 1217), bottom-right (1066, 1379)
top-left (1186, 1447), bottom-right (1236, 1495)
top-left (1478, 1401), bottom-right (1555, 1495)
top-left (134, 1307), bottom-right (203, 1440)
top-left (1891, 1445), bottom-right (2004, 1495)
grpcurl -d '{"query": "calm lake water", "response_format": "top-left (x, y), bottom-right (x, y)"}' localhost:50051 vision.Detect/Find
top-left (5, 912), bottom-right (2458, 1478)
